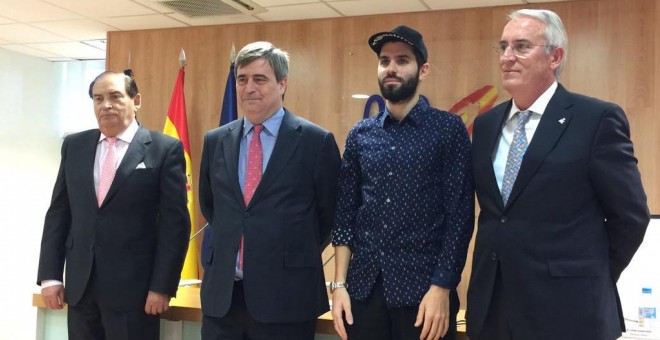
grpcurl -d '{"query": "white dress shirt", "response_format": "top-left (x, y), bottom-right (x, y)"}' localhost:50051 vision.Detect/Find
top-left (493, 82), bottom-right (558, 191)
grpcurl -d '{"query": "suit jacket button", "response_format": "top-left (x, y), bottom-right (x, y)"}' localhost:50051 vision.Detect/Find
top-left (491, 252), bottom-right (497, 260)
top-left (243, 212), bottom-right (250, 218)
top-left (89, 244), bottom-right (94, 250)
top-left (500, 216), bottom-right (507, 223)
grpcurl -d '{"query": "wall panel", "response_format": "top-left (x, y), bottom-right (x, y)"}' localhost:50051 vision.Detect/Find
top-left (106, 0), bottom-right (660, 309)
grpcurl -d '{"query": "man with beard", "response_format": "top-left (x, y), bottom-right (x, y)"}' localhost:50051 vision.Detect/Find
top-left (330, 26), bottom-right (474, 340)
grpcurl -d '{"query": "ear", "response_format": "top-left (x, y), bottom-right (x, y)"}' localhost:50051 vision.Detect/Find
top-left (550, 47), bottom-right (564, 72)
top-left (419, 62), bottom-right (430, 80)
top-left (278, 77), bottom-right (288, 96)
top-left (133, 93), bottom-right (142, 111)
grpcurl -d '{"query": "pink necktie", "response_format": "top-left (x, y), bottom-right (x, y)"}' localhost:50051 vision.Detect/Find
top-left (97, 137), bottom-right (118, 206)
top-left (240, 124), bottom-right (263, 269)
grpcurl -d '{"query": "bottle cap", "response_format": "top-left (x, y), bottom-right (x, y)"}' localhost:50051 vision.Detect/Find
top-left (642, 287), bottom-right (652, 294)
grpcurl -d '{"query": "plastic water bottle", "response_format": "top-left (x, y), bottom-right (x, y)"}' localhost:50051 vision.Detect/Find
top-left (639, 287), bottom-right (656, 330)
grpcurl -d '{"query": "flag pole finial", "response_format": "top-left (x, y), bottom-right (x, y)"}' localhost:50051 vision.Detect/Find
top-left (230, 44), bottom-right (236, 64)
top-left (179, 48), bottom-right (186, 67)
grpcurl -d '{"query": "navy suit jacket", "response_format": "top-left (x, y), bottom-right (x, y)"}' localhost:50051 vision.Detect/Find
top-left (37, 126), bottom-right (190, 312)
top-left (467, 84), bottom-right (650, 340)
top-left (198, 110), bottom-right (341, 323)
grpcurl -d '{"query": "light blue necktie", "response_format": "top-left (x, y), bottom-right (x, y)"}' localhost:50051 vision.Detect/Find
top-left (501, 110), bottom-right (532, 205)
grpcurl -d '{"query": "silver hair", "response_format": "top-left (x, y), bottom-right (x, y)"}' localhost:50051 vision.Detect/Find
top-left (235, 41), bottom-right (290, 82)
top-left (508, 9), bottom-right (568, 78)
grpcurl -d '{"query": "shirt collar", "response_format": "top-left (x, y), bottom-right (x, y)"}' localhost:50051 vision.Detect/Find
top-left (378, 96), bottom-right (429, 128)
top-left (507, 81), bottom-right (558, 123)
top-left (98, 118), bottom-right (139, 144)
top-left (243, 107), bottom-right (285, 138)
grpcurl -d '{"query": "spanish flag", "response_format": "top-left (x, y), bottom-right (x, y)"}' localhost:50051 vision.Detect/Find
top-left (449, 85), bottom-right (498, 136)
top-left (163, 49), bottom-right (198, 280)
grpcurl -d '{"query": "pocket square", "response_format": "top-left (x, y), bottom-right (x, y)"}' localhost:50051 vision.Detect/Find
top-left (136, 162), bottom-right (147, 169)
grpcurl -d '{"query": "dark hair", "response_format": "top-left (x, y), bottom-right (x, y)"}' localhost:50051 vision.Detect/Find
top-left (235, 41), bottom-right (289, 83)
top-left (88, 71), bottom-right (139, 99)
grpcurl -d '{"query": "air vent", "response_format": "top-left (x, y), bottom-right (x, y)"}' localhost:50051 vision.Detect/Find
top-left (155, 0), bottom-right (264, 18)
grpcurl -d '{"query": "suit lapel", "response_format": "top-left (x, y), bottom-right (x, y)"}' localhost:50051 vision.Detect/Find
top-left (84, 130), bottom-right (102, 206)
top-left (247, 110), bottom-right (301, 208)
top-left (223, 119), bottom-right (246, 206)
top-left (505, 85), bottom-right (573, 208)
top-left (101, 126), bottom-right (150, 207)
top-left (480, 103), bottom-right (511, 211)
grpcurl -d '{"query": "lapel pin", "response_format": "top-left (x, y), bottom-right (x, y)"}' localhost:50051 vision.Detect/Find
top-left (558, 118), bottom-right (566, 124)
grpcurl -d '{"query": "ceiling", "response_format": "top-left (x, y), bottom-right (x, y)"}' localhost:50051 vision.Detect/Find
top-left (0, 0), bottom-right (573, 62)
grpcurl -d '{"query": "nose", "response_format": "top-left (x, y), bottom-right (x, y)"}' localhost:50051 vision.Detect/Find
top-left (244, 78), bottom-right (257, 93)
top-left (101, 98), bottom-right (113, 108)
top-left (386, 62), bottom-right (398, 74)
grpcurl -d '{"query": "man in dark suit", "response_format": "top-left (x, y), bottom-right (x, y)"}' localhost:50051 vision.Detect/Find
top-left (467, 9), bottom-right (650, 340)
top-left (37, 71), bottom-right (190, 340)
top-left (198, 41), bottom-right (341, 340)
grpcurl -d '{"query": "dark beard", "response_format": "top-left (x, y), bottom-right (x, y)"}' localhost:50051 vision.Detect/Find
top-left (378, 73), bottom-right (419, 104)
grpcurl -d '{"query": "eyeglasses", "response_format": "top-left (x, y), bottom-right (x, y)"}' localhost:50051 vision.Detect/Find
top-left (495, 41), bottom-right (548, 59)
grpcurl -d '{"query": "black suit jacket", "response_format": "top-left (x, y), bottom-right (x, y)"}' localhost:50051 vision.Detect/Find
top-left (37, 126), bottom-right (190, 312)
top-left (467, 84), bottom-right (650, 340)
top-left (198, 110), bottom-right (341, 323)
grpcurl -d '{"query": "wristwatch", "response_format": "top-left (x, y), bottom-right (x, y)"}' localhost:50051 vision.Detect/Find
top-left (329, 281), bottom-right (348, 293)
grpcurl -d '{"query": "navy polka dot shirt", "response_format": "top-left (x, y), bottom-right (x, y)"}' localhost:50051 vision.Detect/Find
top-left (332, 98), bottom-right (474, 307)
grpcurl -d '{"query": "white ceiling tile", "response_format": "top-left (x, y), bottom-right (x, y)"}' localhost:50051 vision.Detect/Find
top-left (423, 0), bottom-right (523, 10)
top-left (328, 0), bottom-right (426, 16)
top-left (253, 0), bottom-right (319, 6)
top-left (31, 19), bottom-right (115, 41)
top-left (0, 24), bottom-right (69, 44)
top-left (1, 0), bottom-right (82, 22)
top-left (0, 44), bottom-right (62, 59)
top-left (42, 0), bottom-right (158, 18)
top-left (96, 14), bottom-right (187, 31)
top-left (27, 41), bottom-right (106, 59)
top-left (256, 3), bottom-right (340, 21)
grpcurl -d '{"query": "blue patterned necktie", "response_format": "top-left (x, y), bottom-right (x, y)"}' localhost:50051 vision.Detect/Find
top-left (501, 110), bottom-right (532, 205)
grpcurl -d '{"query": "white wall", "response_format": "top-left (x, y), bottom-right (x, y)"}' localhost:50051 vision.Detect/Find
top-left (0, 47), bottom-right (103, 340)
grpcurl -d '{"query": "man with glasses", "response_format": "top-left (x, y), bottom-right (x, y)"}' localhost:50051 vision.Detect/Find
top-left (467, 9), bottom-right (649, 340)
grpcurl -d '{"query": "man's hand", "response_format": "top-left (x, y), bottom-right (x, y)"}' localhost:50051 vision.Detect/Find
top-left (144, 291), bottom-right (170, 315)
top-left (415, 285), bottom-right (450, 340)
top-left (331, 288), bottom-right (353, 340)
top-left (41, 285), bottom-right (65, 310)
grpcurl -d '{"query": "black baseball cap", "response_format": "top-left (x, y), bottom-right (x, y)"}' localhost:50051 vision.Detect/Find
top-left (368, 25), bottom-right (428, 64)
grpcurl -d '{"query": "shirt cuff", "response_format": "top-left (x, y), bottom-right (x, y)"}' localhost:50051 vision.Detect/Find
top-left (430, 268), bottom-right (461, 289)
top-left (41, 280), bottom-right (63, 288)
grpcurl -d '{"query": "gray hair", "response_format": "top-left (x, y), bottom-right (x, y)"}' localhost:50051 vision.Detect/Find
top-left (235, 41), bottom-right (290, 82)
top-left (508, 9), bottom-right (568, 78)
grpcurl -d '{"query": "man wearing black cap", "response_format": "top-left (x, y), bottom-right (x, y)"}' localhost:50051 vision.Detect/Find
top-left (330, 26), bottom-right (474, 340)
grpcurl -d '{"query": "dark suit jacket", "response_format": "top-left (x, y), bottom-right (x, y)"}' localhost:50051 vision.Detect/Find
top-left (198, 110), bottom-right (341, 323)
top-left (467, 84), bottom-right (650, 340)
top-left (37, 126), bottom-right (190, 312)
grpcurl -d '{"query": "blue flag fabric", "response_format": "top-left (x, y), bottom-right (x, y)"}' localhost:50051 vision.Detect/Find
top-left (202, 63), bottom-right (238, 270)
top-left (220, 63), bottom-right (238, 126)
